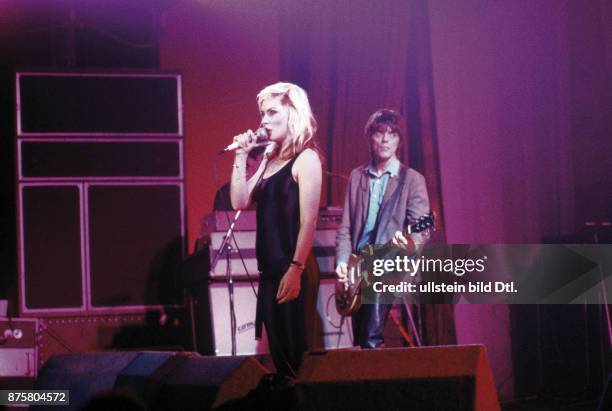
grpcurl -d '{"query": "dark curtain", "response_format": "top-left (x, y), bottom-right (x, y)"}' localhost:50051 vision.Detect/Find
top-left (279, 0), bottom-right (454, 345)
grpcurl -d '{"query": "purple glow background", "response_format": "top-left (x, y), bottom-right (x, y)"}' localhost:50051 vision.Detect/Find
top-left (2, 0), bottom-right (611, 402)
top-left (163, 0), bottom-right (612, 401)
top-left (429, 1), bottom-right (612, 400)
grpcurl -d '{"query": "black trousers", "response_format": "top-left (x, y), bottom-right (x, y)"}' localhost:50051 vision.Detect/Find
top-left (258, 278), bottom-right (306, 377)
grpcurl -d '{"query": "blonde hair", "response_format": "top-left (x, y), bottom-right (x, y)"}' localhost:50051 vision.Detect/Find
top-left (257, 82), bottom-right (318, 160)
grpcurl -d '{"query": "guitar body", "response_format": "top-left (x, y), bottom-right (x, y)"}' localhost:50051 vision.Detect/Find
top-left (334, 253), bottom-right (363, 317)
top-left (334, 213), bottom-right (434, 317)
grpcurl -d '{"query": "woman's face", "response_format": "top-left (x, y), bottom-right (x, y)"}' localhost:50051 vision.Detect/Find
top-left (260, 96), bottom-right (290, 143)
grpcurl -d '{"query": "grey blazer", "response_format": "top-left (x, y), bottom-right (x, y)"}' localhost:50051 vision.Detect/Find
top-left (335, 163), bottom-right (430, 264)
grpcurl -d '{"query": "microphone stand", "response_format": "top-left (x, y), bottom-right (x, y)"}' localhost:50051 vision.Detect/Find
top-left (210, 143), bottom-right (270, 356)
top-left (210, 210), bottom-right (243, 356)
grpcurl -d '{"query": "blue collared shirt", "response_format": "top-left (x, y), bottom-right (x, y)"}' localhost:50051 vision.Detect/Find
top-left (356, 158), bottom-right (400, 252)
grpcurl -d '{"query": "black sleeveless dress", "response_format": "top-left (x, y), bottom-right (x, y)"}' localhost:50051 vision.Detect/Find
top-left (253, 155), bottom-right (317, 376)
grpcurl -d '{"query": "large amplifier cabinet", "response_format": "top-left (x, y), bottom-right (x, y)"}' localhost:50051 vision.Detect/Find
top-left (209, 278), bottom-right (353, 355)
top-left (16, 71), bottom-right (185, 315)
top-left (200, 210), bottom-right (351, 354)
top-left (201, 209), bottom-right (342, 278)
top-left (205, 229), bottom-right (337, 278)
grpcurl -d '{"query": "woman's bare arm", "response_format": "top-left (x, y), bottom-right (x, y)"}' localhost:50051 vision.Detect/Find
top-left (277, 148), bottom-right (322, 303)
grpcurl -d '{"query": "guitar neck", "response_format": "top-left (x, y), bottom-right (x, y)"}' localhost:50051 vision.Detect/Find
top-left (404, 212), bottom-right (434, 236)
top-left (357, 213), bottom-right (434, 254)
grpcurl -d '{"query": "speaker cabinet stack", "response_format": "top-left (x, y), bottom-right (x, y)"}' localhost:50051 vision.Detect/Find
top-left (16, 72), bottom-right (185, 315)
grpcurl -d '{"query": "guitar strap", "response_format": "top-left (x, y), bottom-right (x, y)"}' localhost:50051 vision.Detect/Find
top-left (374, 166), bottom-right (409, 244)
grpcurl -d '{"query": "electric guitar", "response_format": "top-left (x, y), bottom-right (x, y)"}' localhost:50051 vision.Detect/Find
top-left (334, 213), bottom-right (435, 317)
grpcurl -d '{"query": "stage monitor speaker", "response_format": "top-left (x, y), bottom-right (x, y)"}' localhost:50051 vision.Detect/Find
top-left (32, 352), bottom-right (144, 411)
top-left (33, 352), bottom-right (268, 411)
top-left (150, 355), bottom-right (268, 411)
top-left (296, 345), bottom-right (500, 411)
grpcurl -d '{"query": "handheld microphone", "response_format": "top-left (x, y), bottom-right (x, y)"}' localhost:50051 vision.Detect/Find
top-left (219, 128), bottom-right (268, 154)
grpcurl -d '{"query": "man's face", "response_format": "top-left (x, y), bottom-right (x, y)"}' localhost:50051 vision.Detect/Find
top-left (370, 125), bottom-right (400, 162)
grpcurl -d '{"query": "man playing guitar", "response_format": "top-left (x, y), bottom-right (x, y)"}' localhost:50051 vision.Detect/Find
top-left (335, 109), bottom-right (431, 348)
